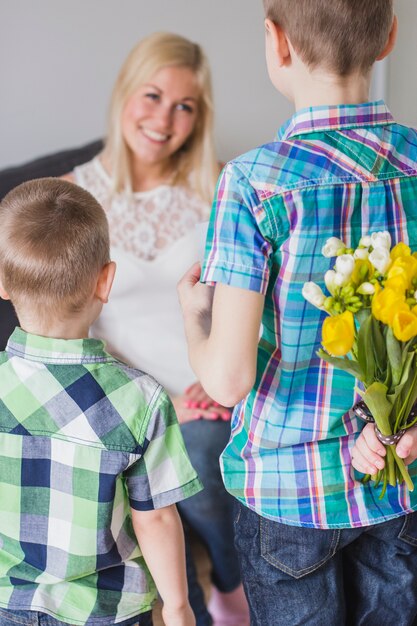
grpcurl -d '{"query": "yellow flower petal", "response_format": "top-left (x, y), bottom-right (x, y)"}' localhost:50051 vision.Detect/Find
top-left (322, 311), bottom-right (354, 356)
top-left (371, 287), bottom-right (408, 325)
top-left (392, 310), bottom-right (417, 341)
top-left (390, 242), bottom-right (411, 261)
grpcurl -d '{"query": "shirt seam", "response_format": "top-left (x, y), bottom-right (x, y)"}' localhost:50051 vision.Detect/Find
top-left (0, 427), bottom-right (141, 453)
top-left (283, 118), bottom-right (394, 141)
top-left (233, 497), bottom-right (417, 528)
top-left (0, 600), bottom-right (154, 625)
top-left (206, 260), bottom-right (268, 274)
top-left (136, 383), bottom-right (165, 444)
top-left (6, 347), bottom-right (113, 364)
top-left (225, 160), bottom-right (279, 241)
top-left (253, 170), bottom-right (417, 200)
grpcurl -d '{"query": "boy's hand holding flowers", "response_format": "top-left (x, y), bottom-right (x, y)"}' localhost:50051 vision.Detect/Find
top-left (303, 231), bottom-right (417, 496)
top-left (352, 423), bottom-right (417, 474)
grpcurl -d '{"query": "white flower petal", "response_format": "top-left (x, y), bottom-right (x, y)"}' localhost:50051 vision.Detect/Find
top-left (354, 248), bottom-right (369, 260)
top-left (302, 282), bottom-right (326, 308)
top-left (368, 248), bottom-right (391, 274)
top-left (335, 254), bottom-right (355, 278)
top-left (357, 282), bottom-right (375, 295)
top-left (359, 235), bottom-right (372, 247)
top-left (322, 237), bottom-right (345, 258)
top-left (370, 231), bottom-right (391, 250)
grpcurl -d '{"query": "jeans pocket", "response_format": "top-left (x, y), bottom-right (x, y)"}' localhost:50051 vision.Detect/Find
top-left (260, 517), bottom-right (341, 579)
top-left (398, 511), bottom-right (417, 547)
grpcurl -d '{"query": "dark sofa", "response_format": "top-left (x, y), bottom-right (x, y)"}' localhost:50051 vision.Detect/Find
top-left (0, 139), bottom-right (103, 349)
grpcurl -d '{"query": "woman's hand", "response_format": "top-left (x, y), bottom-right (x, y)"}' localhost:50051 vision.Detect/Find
top-left (172, 382), bottom-right (231, 424)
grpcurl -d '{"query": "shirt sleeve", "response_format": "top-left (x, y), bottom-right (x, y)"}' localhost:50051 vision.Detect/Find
top-left (124, 388), bottom-right (203, 510)
top-left (201, 161), bottom-right (273, 294)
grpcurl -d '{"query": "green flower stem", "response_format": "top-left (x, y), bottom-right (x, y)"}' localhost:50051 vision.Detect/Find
top-left (391, 446), bottom-right (414, 491)
top-left (394, 364), bottom-right (417, 432)
top-left (386, 446), bottom-right (396, 487)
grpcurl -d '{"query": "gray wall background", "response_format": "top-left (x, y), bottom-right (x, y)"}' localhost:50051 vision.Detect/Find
top-left (1, 0), bottom-right (416, 170)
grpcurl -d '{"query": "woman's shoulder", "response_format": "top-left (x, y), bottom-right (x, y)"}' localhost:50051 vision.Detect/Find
top-left (69, 155), bottom-right (112, 200)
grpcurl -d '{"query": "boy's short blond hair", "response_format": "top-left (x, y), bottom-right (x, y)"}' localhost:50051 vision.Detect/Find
top-left (0, 178), bottom-right (110, 315)
top-left (263, 0), bottom-right (394, 76)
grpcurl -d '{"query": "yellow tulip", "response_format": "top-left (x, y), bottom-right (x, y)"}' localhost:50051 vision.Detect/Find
top-left (351, 259), bottom-right (373, 285)
top-left (322, 311), bottom-right (354, 356)
top-left (390, 242), bottom-right (411, 261)
top-left (392, 309), bottom-right (417, 341)
top-left (387, 256), bottom-right (417, 289)
top-left (384, 268), bottom-right (409, 292)
top-left (371, 286), bottom-right (408, 325)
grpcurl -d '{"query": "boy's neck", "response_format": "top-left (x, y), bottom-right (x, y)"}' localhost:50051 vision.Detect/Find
top-left (17, 313), bottom-right (92, 341)
top-left (292, 64), bottom-right (371, 111)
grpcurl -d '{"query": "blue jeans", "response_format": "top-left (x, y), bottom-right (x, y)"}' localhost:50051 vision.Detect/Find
top-left (0, 608), bottom-right (152, 625)
top-left (178, 420), bottom-right (241, 626)
top-left (234, 501), bottom-right (417, 626)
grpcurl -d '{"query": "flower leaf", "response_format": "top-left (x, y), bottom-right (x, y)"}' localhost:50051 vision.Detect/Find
top-left (316, 349), bottom-right (365, 380)
top-left (361, 382), bottom-right (392, 434)
top-left (386, 327), bottom-right (402, 388)
top-left (357, 314), bottom-right (375, 385)
top-left (371, 318), bottom-right (387, 376)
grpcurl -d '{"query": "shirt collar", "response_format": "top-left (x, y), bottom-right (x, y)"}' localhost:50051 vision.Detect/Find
top-left (277, 100), bottom-right (394, 141)
top-left (6, 327), bottom-right (114, 365)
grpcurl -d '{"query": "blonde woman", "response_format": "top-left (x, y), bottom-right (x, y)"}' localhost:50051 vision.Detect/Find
top-left (64, 33), bottom-right (249, 626)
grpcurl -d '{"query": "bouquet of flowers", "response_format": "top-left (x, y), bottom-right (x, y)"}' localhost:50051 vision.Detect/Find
top-left (303, 232), bottom-right (417, 496)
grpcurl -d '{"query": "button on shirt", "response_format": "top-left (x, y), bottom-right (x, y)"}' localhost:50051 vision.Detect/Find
top-left (202, 101), bottom-right (417, 529)
top-left (0, 328), bottom-right (202, 625)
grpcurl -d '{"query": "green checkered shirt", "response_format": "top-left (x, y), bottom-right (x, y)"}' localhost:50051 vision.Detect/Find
top-left (0, 328), bottom-right (202, 625)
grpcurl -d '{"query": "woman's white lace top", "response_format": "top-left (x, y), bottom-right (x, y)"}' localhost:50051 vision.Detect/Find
top-left (74, 156), bottom-right (210, 395)
top-left (74, 157), bottom-right (208, 261)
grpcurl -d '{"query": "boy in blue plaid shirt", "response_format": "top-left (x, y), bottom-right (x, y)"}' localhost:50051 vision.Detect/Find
top-left (178, 1), bottom-right (417, 625)
top-left (0, 178), bottom-right (201, 626)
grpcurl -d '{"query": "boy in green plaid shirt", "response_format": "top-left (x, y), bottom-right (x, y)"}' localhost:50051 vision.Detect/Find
top-left (0, 179), bottom-right (201, 626)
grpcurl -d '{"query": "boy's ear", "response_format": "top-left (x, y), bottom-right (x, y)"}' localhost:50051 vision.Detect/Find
top-left (0, 279), bottom-right (10, 301)
top-left (265, 18), bottom-right (291, 67)
top-left (94, 261), bottom-right (116, 304)
top-left (377, 14), bottom-right (398, 60)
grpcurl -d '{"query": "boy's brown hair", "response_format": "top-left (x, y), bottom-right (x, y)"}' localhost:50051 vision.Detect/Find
top-left (263, 0), bottom-right (394, 76)
top-left (0, 178), bottom-right (110, 315)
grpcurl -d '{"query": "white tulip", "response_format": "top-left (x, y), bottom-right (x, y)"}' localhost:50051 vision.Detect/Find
top-left (354, 247), bottom-right (369, 260)
top-left (368, 247), bottom-right (391, 274)
top-left (359, 235), bottom-right (372, 247)
top-left (370, 231), bottom-right (391, 250)
top-left (322, 237), bottom-right (345, 258)
top-left (414, 290), bottom-right (417, 301)
top-left (335, 254), bottom-right (355, 278)
top-left (324, 270), bottom-right (339, 295)
top-left (334, 272), bottom-right (346, 287)
top-left (302, 282), bottom-right (326, 308)
top-left (357, 282), bottom-right (375, 295)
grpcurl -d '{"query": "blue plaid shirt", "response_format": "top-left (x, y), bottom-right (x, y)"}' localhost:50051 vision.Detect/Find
top-left (202, 101), bottom-right (417, 528)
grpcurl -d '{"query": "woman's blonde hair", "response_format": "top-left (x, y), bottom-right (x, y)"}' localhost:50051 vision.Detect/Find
top-left (105, 32), bottom-right (219, 204)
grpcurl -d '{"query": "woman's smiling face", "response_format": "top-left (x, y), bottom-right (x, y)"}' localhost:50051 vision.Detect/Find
top-left (121, 65), bottom-right (200, 168)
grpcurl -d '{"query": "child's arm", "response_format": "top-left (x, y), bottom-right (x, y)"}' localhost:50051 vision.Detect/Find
top-left (131, 504), bottom-right (195, 626)
top-left (351, 423), bottom-right (417, 474)
top-left (178, 263), bottom-right (264, 407)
